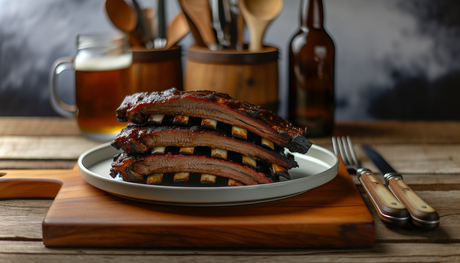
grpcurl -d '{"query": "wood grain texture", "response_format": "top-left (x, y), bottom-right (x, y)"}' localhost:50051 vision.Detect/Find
top-left (2, 191), bottom-right (458, 243)
top-left (131, 57), bottom-right (183, 93)
top-left (1, 119), bottom-right (460, 261)
top-left (0, 161), bottom-right (374, 248)
top-left (0, 117), bottom-right (80, 136)
top-left (1, 241), bottom-right (460, 262)
top-left (185, 47), bottom-right (279, 112)
top-left (0, 136), bottom-right (101, 159)
top-left (0, 160), bottom-right (77, 170)
top-left (310, 121), bottom-right (460, 144)
top-left (364, 191), bottom-right (460, 242)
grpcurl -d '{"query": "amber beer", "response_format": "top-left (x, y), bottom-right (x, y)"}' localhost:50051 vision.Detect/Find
top-left (288, 0), bottom-right (335, 137)
top-left (75, 57), bottom-right (132, 136)
top-left (49, 33), bottom-right (133, 141)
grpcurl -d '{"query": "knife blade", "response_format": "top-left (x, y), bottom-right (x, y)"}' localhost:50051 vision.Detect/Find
top-left (362, 144), bottom-right (440, 230)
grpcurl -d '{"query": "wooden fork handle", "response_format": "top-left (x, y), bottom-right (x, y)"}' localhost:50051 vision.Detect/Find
top-left (357, 168), bottom-right (410, 227)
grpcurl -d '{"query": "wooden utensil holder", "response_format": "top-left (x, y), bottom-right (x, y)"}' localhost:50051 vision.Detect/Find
top-left (185, 45), bottom-right (279, 112)
top-left (131, 45), bottom-right (183, 92)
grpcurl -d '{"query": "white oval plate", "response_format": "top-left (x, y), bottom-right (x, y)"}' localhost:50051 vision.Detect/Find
top-left (78, 143), bottom-right (339, 206)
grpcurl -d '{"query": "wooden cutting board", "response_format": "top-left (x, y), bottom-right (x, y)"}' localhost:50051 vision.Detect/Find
top-left (0, 159), bottom-right (374, 248)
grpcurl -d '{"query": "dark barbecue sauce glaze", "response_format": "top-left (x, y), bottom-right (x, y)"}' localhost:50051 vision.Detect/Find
top-left (116, 88), bottom-right (311, 153)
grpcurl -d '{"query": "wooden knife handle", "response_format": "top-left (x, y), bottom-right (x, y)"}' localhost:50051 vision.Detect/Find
top-left (385, 174), bottom-right (440, 230)
top-left (357, 168), bottom-right (409, 227)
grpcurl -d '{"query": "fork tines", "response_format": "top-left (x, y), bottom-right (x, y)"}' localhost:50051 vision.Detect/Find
top-left (331, 136), bottom-right (361, 169)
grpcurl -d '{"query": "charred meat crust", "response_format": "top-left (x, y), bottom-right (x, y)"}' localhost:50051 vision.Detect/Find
top-left (116, 88), bottom-right (312, 153)
top-left (110, 153), bottom-right (275, 185)
top-left (112, 125), bottom-right (298, 169)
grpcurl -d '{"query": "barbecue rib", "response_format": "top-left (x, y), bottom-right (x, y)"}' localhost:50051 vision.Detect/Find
top-left (111, 152), bottom-right (276, 185)
top-left (112, 125), bottom-right (298, 169)
top-left (111, 88), bottom-right (312, 186)
top-left (116, 88), bottom-right (312, 154)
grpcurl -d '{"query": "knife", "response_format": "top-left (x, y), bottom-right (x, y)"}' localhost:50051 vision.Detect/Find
top-left (362, 144), bottom-right (440, 230)
top-left (333, 136), bottom-right (409, 228)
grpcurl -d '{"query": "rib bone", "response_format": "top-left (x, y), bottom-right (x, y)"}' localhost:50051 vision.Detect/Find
top-left (228, 179), bottom-right (243, 186)
top-left (261, 138), bottom-right (275, 150)
top-left (271, 163), bottom-right (290, 180)
top-left (152, 146), bottom-right (166, 154)
top-left (173, 115), bottom-right (189, 125)
top-left (146, 173), bottom-right (163, 184)
top-left (148, 114), bottom-right (165, 125)
top-left (232, 126), bottom-right (247, 139)
top-left (180, 147), bottom-right (195, 155)
top-left (242, 155), bottom-right (257, 168)
top-left (173, 172), bottom-right (190, 182)
top-left (200, 174), bottom-right (217, 184)
top-left (201, 118), bottom-right (217, 129)
top-left (211, 148), bottom-right (228, 160)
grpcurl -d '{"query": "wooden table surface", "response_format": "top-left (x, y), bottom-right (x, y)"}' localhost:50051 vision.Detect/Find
top-left (1, 117), bottom-right (459, 262)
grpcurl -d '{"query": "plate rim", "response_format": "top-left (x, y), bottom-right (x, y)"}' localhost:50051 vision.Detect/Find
top-left (78, 142), bottom-right (339, 205)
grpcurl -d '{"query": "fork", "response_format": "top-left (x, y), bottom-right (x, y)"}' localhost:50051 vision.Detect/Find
top-left (332, 136), bottom-right (410, 227)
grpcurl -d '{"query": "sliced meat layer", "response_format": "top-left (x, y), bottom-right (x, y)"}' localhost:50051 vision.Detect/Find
top-left (111, 153), bottom-right (275, 185)
top-left (116, 88), bottom-right (312, 153)
top-left (112, 125), bottom-right (298, 169)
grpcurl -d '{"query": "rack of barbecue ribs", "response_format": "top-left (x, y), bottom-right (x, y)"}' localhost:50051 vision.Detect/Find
top-left (110, 88), bottom-right (312, 186)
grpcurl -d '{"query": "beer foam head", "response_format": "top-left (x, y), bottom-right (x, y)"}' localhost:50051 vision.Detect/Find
top-left (75, 53), bottom-right (132, 71)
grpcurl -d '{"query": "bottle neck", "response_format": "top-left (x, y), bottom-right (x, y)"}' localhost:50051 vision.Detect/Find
top-left (300, 0), bottom-right (324, 30)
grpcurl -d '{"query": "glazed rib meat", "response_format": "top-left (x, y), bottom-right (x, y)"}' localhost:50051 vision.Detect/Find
top-left (111, 153), bottom-right (275, 185)
top-left (116, 88), bottom-right (312, 154)
top-left (111, 88), bottom-right (313, 186)
top-left (112, 125), bottom-right (298, 169)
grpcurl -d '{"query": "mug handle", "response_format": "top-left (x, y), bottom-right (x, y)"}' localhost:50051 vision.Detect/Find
top-left (49, 57), bottom-right (76, 118)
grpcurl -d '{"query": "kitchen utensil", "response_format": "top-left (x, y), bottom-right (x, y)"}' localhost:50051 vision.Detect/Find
top-left (179, 0), bottom-right (219, 50)
top-left (229, 0), bottom-right (244, 50)
top-left (0, 147), bottom-right (374, 248)
top-left (132, 0), bottom-right (154, 48)
top-left (154, 0), bottom-right (167, 49)
top-left (143, 7), bottom-right (156, 40)
top-left (104, 0), bottom-right (142, 47)
top-left (211, 0), bottom-right (231, 48)
top-left (239, 0), bottom-right (283, 52)
top-left (361, 144), bottom-right (440, 230)
top-left (332, 136), bottom-right (410, 227)
top-left (165, 12), bottom-right (189, 49)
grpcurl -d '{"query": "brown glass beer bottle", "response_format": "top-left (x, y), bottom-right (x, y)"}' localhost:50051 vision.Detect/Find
top-left (288, 0), bottom-right (335, 137)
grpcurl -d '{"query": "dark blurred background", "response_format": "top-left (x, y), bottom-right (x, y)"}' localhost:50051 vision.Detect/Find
top-left (1, 0), bottom-right (459, 120)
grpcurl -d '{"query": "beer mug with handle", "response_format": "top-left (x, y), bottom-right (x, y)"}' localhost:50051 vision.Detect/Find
top-left (49, 33), bottom-right (134, 141)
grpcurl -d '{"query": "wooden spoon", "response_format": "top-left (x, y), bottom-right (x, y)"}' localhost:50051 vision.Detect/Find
top-left (165, 12), bottom-right (190, 49)
top-left (104, 0), bottom-right (142, 47)
top-left (239, 0), bottom-right (283, 52)
top-left (179, 0), bottom-right (219, 50)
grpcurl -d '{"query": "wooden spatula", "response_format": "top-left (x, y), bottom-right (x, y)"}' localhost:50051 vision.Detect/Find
top-left (179, 0), bottom-right (219, 50)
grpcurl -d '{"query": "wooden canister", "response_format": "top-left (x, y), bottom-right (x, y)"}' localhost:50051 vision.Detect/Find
top-left (185, 45), bottom-right (279, 112)
top-left (131, 45), bottom-right (183, 92)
